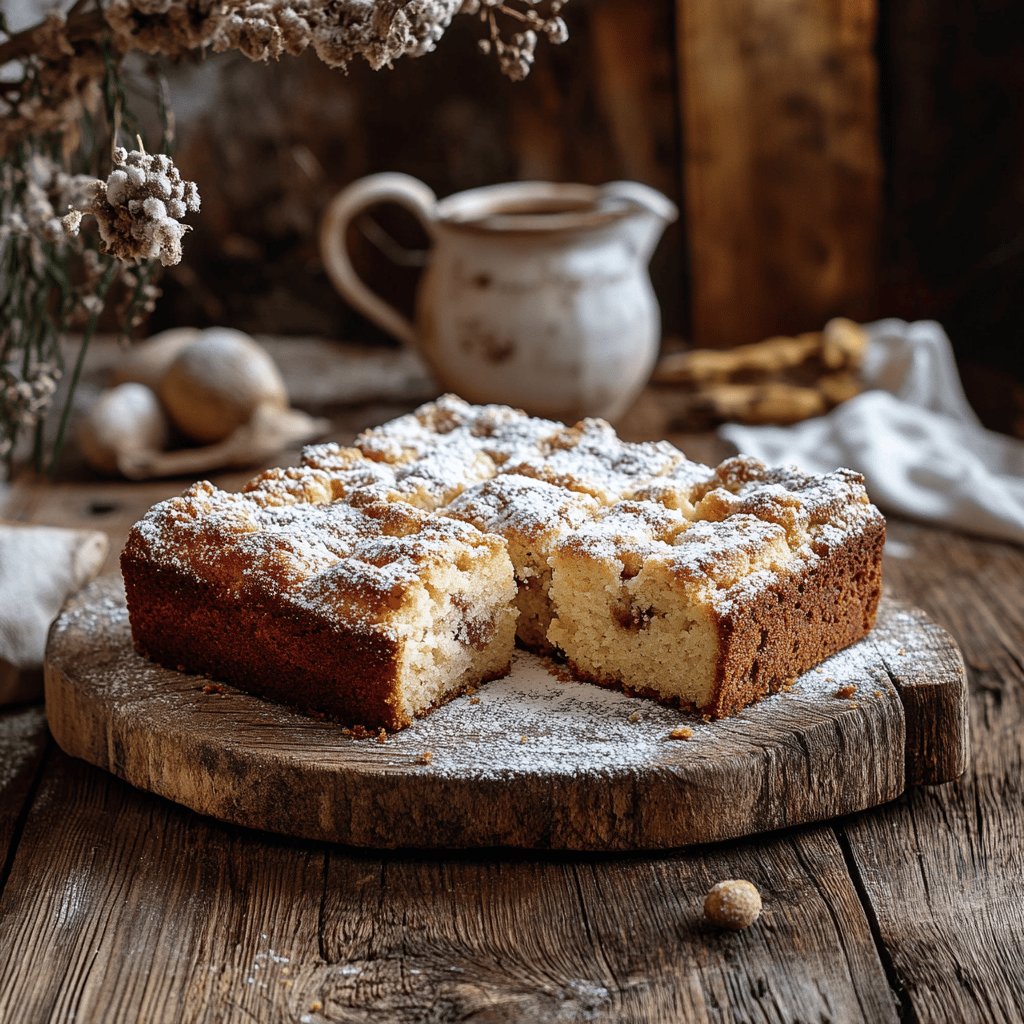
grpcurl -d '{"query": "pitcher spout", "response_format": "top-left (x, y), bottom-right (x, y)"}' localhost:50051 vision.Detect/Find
top-left (599, 181), bottom-right (678, 262)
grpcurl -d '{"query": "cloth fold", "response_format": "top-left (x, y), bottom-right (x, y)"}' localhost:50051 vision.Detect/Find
top-left (721, 319), bottom-right (1024, 544)
top-left (0, 521), bottom-right (109, 704)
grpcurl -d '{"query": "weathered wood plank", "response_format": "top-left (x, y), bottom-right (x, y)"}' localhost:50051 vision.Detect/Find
top-left (0, 745), bottom-right (897, 1023)
top-left (316, 829), bottom-right (898, 1023)
top-left (840, 521), bottom-right (1024, 1023)
top-left (0, 751), bottom-right (329, 1024)
top-left (676, 0), bottom-right (882, 346)
top-left (0, 707), bottom-right (48, 878)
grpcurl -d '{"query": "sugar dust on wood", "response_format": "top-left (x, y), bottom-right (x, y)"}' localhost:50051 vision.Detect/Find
top-left (43, 578), bottom-right (968, 850)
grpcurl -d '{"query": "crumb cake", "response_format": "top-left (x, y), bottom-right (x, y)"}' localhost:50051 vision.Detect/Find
top-left (444, 475), bottom-right (601, 651)
top-left (121, 394), bottom-right (885, 729)
top-left (122, 483), bottom-right (517, 730)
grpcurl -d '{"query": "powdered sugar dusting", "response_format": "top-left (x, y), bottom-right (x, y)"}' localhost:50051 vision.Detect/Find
top-left (54, 580), bottom-right (902, 784)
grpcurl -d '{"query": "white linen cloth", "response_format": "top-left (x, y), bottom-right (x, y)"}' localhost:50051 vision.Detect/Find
top-left (0, 521), bottom-right (108, 703)
top-left (721, 319), bottom-right (1024, 544)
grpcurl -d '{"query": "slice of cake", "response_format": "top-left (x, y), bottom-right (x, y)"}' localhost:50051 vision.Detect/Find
top-left (121, 483), bottom-right (517, 729)
top-left (443, 474), bottom-right (601, 651)
top-left (546, 465), bottom-right (885, 716)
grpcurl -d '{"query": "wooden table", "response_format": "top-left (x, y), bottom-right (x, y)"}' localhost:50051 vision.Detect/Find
top-left (1, 341), bottom-right (1022, 1023)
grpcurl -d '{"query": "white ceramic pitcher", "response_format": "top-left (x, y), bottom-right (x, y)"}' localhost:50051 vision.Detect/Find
top-left (320, 175), bottom-right (677, 421)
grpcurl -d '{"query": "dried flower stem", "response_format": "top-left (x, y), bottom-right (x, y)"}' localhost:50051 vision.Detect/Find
top-left (47, 260), bottom-right (117, 474)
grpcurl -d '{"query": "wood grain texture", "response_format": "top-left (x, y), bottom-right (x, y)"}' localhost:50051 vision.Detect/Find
top-left (838, 521), bottom-right (1024, 1024)
top-left (0, 748), bottom-right (898, 1024)
top-left (865, 601), bottom-right (970, 786)
top-left (45, 579), bottom-right (965, 851)
top-left (0, 707), bottom-right (48, 876)
top-left (676, 0), bottom-right (881, 346)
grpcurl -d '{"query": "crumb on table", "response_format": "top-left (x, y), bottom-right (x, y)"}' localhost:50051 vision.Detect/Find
top-left (704, 879), bottom-right (762, 930)
top-left (835, 684), bottom-right (857, 700)
top-left (669, 726), bottom-right (693, 741)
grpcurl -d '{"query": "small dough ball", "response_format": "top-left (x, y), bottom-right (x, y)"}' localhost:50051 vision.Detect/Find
top-left (703, 879), bottom-right (762, 931)
top-left (109, 327), bottom-right (201, 390)
top-left (78, 383), bottom-right (170, 475)
top-left (158, 328), bottom-right (288, 443)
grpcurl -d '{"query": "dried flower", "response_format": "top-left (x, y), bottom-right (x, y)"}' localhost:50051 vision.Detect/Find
top-left (88, 146), bottom-right (200, 267)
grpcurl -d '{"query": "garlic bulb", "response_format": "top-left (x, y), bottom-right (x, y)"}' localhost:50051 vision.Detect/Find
top-left (78, 383), bottom-right (171, 475)
top-left (109, 327), bottom-right (201, 390)
top-left (158, 328), bottom-right (288, 443)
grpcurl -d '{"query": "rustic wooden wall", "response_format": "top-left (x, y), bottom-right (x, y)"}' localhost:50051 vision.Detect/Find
top-left (676, 0), bottom-right (881, 347)
top-left (150, 0), bottom-right (1023, 429)
top-left (878, 0), bottom-right (1024, 433)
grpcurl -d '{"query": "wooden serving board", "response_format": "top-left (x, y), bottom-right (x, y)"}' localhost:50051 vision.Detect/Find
top-left (45, 578), bottom-right (969, 851)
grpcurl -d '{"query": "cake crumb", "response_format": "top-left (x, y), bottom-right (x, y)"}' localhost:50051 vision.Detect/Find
top-left (201, 682), bottom-right (226, 695)
top-left (628, 710), bottom-right (642, 724)
top-left (873, 689), bottom-right (883, 698)
top-left (669, 726), bottom-right (693, 740)
top-left (376, 729), bottom-right (388, 744)
top-left (309, 1001), bottom-right (323, 1013)
top-left (898, 647), bottom-right (906, 656)
top-left (519, 734), bottom-right (528, 744)
top-left (835, 684), bottom-right (856, 700)
top-left (704, 879), bottom-right (762, 930)
top-left (469, 696), bottom-right (481, 705)
top-left (417, 751), bottom-right (433, 765)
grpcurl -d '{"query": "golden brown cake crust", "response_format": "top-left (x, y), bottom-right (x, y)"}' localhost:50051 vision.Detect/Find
top-left (121, 555), bottom-right (408, 728)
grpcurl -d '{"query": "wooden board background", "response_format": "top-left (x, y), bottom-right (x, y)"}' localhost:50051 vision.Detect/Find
top-left (45, 580), bottom-right (966, 851)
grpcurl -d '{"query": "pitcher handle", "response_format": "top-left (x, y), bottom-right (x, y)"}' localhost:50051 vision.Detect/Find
top-left (320, 173), bottom-right (437, 349)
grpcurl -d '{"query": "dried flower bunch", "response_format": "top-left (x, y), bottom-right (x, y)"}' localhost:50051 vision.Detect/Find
top-left (86, 145), bottom-right (202, 267)
top-left (0, 0), bottom-right (570, 474)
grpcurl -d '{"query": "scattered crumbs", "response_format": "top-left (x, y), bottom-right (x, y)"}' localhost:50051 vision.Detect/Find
top-left (309, 1001), bottom-right (323, 1012)
top-left (519, 734), bottom-right (528, 744)
top-left (669, 727), bottom-right (693, 741)
top-left (201, 682), bottom-right (226, 695)
top-left (815, 667), bottom-right (824, 674)
top-left (469, 696), bottom-right (480, 705)
top-left (284, 978), bottom-right (293, 988)
top-left (376, 728), bottom-right (388, 744)
top-left (835, 685), bottom-right (857, 700)
top-left (341, 727), bottom-right (353, 737)
top-left (417, 751), bottom-right (433, 765)
top-left (628, 710), bottom-right (642, 724)
top-left (898, 647), bottom-right (906, 656)
top-left (872, 689), bottom-right (883, 699)
top-left (824, 676), bottom-right (835, 683)
top-left (849, 701), bottom-right (860, 708)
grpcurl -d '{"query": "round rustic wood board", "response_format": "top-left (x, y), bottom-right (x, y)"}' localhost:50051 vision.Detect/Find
top-left (44, 578), bottom-right (969, 851)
